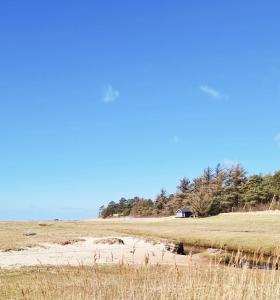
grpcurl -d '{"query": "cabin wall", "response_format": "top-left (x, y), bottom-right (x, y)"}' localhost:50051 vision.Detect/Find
top-left (176, 210), bottom-right (193, 218)
top-left (176, 211), bottom-right (183, 218)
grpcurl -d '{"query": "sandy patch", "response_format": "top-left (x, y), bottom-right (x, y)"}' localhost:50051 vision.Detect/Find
top-left (0, 237), bottom-right (196, 269)
top-left (83, 216), bottom-right (176, 222)
top-left (220, 210), bottom-right (280, 216)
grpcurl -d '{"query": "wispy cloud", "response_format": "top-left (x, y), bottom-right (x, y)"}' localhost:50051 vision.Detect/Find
top-left (223, 159), bottom-right (241, 168)
top-left (275, 133), bottom-right (280, 147)
top-left (173, 135), bottom-right (179, 144)
top-left (199, 85), bottom-right (223, 99)
top-left (103, 84), bottom-right (120, 103)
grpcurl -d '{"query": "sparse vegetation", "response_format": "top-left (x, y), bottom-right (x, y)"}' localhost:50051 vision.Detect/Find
top-left (1, 213), bottom-right (280, 299)
top-left (1, 211), bottom-right (280, 255)
top-left (1, 264), bottom-right (280, 299)
top-left (0, 221), bottom-right (118, 252)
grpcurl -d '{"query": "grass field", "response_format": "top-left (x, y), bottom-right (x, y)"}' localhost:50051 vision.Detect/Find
top-left (1, 211), bottom-right (280, 299)
top-left (1, 211), bottom-right (280, 255)
top-left (1, 264), bottom-right (280, 300)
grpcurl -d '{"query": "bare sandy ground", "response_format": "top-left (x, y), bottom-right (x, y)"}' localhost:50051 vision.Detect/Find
top-left (91, 210), bottom-right (280, 222)
top-left (84, 216), bottom-right (176, 222)
top-left (0, 237), bottom-right (195, 269)
top-left (221, 210), bottom-right (280, 215)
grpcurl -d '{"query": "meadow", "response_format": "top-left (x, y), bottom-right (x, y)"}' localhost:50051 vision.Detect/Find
top-left (1, 211), bottom-right (280, 255)
top-left (1, 264), bottom-right (280, 300)
top-left (1, 211), bottom-right (280, 299)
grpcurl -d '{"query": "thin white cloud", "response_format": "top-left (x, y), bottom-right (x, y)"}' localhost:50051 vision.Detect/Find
top-left (199, 85), bottom-right (223, 99)
top-left (103, 84), bottom-right (120, 103)
top-left (275, 133), bottom-right (280, 147)
top-left (223, 159), bottom-right (241, 168)
top-left (173, 135), bottom-right (179, 144)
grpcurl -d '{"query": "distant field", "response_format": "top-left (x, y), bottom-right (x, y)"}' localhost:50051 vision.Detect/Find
top-left (0, 220), bottom-right (118, 252)
top-left (100, 212), bottom-right (280, 255)
top-left (1, 211), bottom-right (280, 255)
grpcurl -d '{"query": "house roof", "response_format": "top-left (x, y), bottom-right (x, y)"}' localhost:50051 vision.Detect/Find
top-left (176, 208), bottom-right (192, 213)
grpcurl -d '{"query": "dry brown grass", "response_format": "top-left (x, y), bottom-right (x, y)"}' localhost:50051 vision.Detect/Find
top-left (2, 211), bottom-right (280, 255)
top-left (0, 221), bottom-right (118, 252)
top-left (0, 263), bottom-right (280, 300)
top-left (95, 212), bottom-right (280, 255)
top-left (1, 213), bottom-right (280, 299)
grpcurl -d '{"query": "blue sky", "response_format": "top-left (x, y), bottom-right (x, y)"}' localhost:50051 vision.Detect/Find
top-left (0, 1), bottom-right (279, 220)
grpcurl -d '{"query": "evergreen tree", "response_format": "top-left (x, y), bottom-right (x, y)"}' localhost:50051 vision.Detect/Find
top-left (271, 171), bottom-right (280, 200)
top-left (100, 165), bottom-right (280, 218)
top-left (221, 164), bottom-right (247, 211)
top-left (241, 175), bottom-right (272, 208)
top-left (173, 178), bottom-right (192, 209)
top-left (154, 189), bottom-right (168, 215)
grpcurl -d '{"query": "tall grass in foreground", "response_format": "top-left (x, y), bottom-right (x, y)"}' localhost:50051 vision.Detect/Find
top-left (1, 263), bottom-right (280, 300)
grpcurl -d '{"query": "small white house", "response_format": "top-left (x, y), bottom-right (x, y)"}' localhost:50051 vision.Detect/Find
top-left (175, 208), bottom-right (193, 218)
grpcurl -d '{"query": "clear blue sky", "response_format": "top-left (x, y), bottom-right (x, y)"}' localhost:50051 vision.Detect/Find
top-left (0, 1), bottom-right (279, 220)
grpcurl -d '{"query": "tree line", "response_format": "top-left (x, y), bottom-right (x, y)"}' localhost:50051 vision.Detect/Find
top-left (99, 164), bottom-right (280, 218)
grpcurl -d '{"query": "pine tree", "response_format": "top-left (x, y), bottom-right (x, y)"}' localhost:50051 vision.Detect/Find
top-left (154, 189), bottom-right (168, 215)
